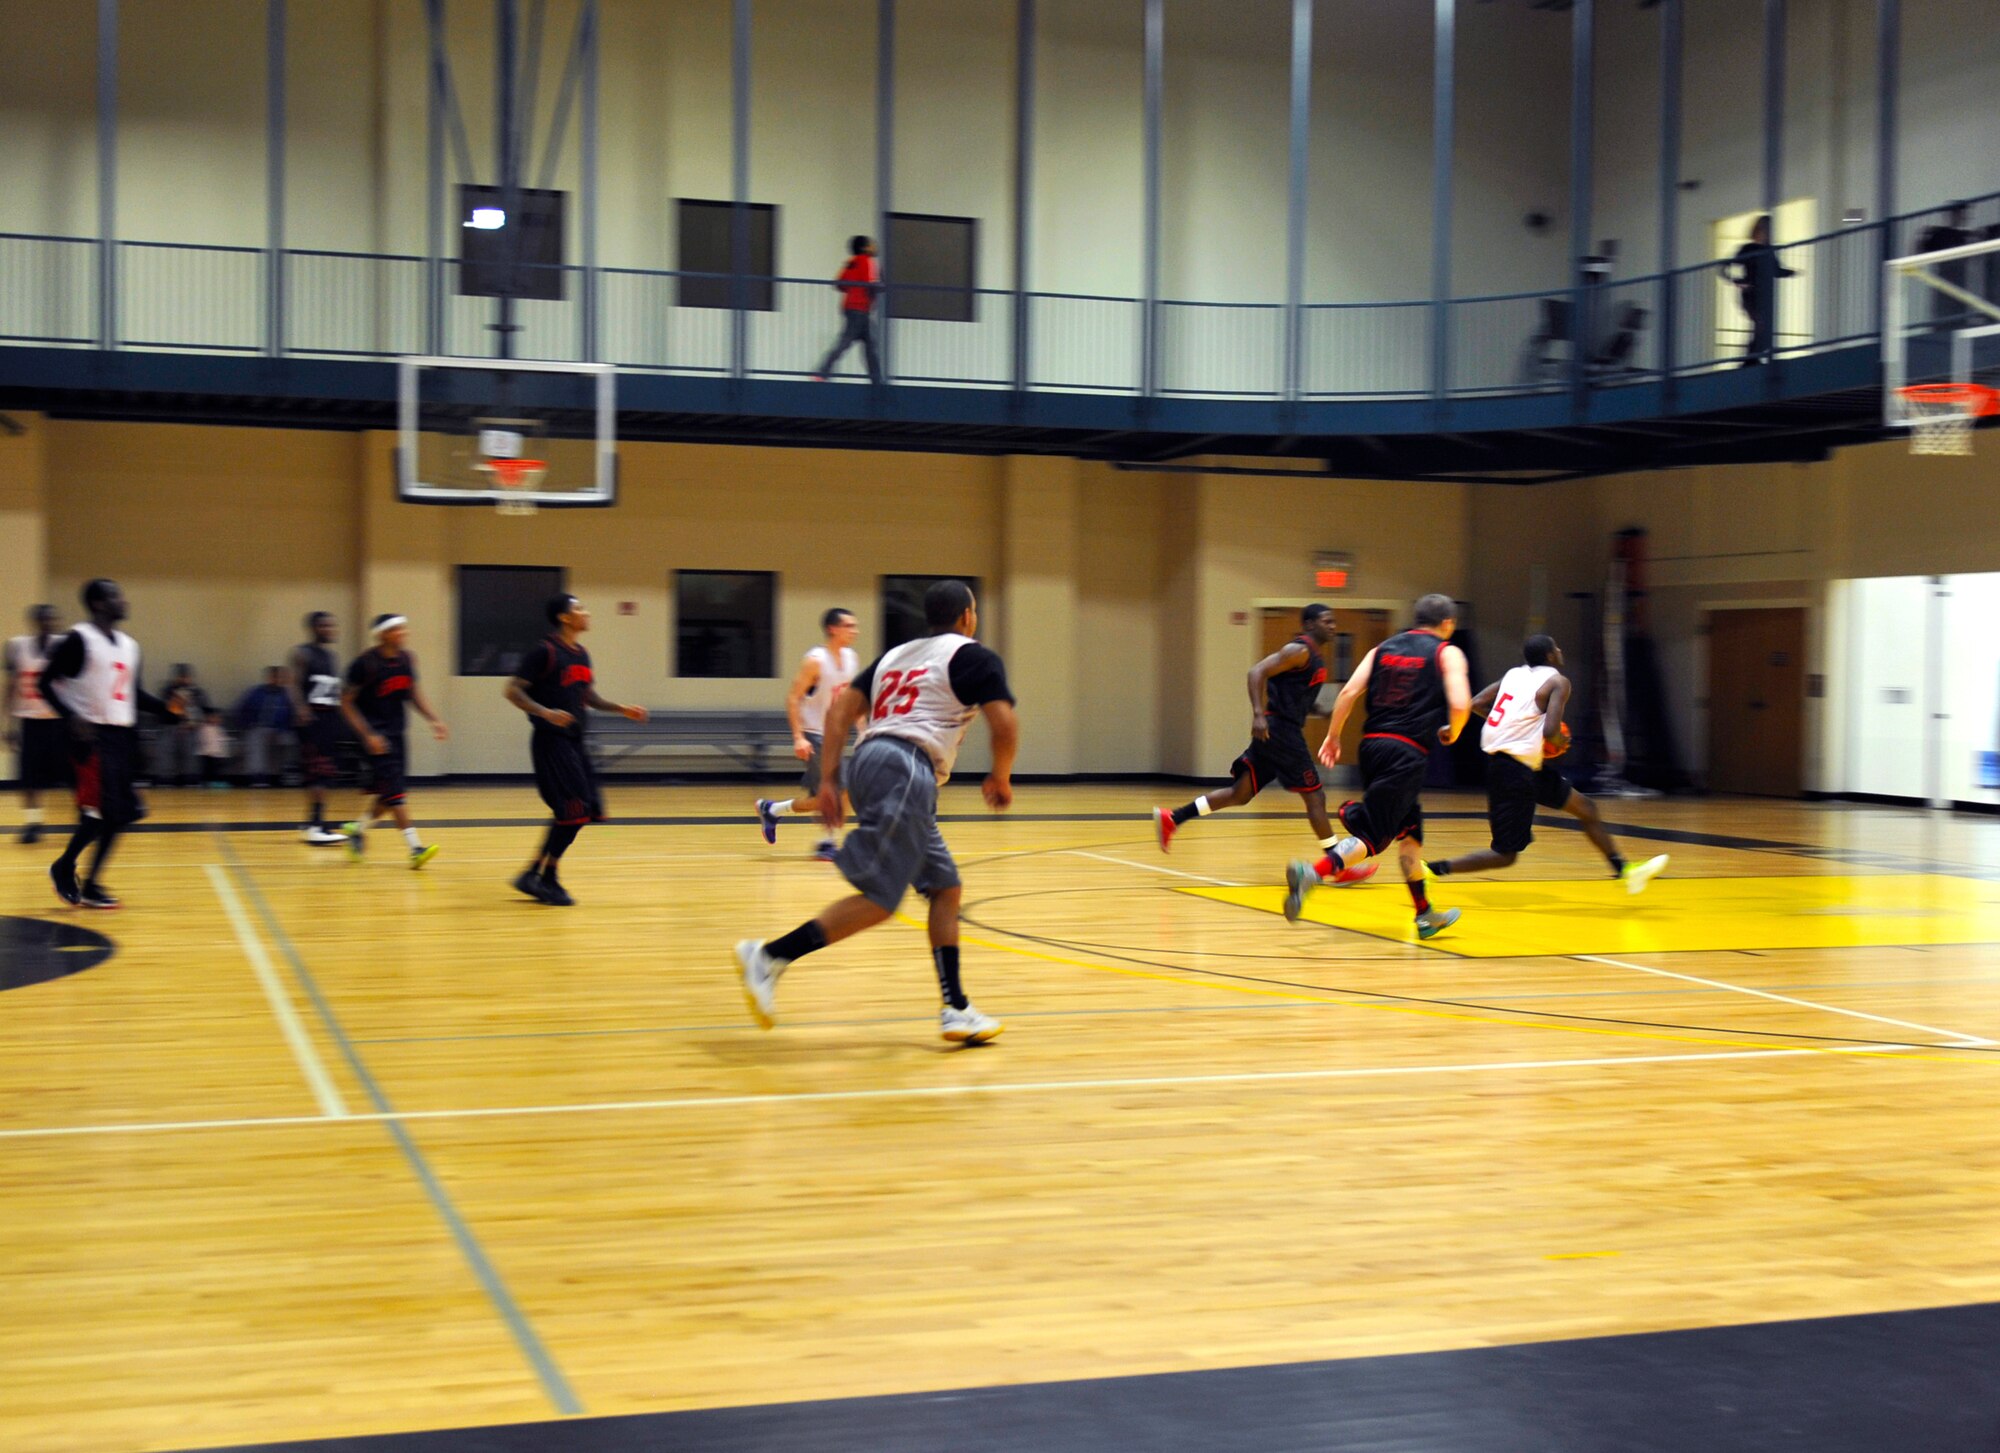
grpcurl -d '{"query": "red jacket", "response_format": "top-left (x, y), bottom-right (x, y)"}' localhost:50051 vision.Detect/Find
top-left (836, 254), bottom-right (878, 312)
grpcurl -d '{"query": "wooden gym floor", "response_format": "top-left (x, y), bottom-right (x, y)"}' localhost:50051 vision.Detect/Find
top-left (2, 783), bottom-right (1999, 1452)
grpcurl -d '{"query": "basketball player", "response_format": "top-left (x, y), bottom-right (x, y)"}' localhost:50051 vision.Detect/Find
top-left (289, 611), bottom-right (348, 844)
top-left (504, 593), bottom-right (648, 906)
top-left (1425, 635), bottom-right (1669, 893)
top-left (735, 580), bottom-right (1014, 1045)
top-left (338, 614), bottom-right (448, 868)
top-left (1285, 593), bottom-right (1472, 939)
top-left (6, 603), bottom-right (65, 844)
top-left (40, 580), bottom-right (167, 909)
top-left (1154, 604), bottom-right (1372, 884)
top-left (756, 606), bottom-right (860, 860)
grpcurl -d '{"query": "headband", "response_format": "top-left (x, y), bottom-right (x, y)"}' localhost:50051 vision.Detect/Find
top-left (371, 616), bottom-right (408, 641)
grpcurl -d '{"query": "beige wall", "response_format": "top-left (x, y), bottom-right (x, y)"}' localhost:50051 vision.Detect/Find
top-left (12, 411), bottom-right (2000, 791)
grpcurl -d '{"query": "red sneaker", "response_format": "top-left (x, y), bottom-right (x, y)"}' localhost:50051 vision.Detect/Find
top-left (1329, 860), bottom-right (1377, 887)
top-left (1154, 807), bottom-right (1178, 853)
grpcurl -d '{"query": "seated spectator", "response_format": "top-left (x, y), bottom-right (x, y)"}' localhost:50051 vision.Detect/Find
top-left (235, 667), bottom-right (297, 787)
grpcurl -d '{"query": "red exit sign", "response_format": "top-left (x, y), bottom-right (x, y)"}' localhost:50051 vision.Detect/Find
top-left (1314, 552), bottom-right (1353, 592)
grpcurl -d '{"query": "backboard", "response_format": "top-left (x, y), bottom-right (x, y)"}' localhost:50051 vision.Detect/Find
top-left (396, 357), bottom-right (616, 508)
top-left (1883, 235), bottom-right (2000, 431)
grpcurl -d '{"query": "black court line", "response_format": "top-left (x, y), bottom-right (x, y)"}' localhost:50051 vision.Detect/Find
top-left (216, 837), bottom-right (584, 1418)
top-left (178, 1298), bottom-right (2000, 1453)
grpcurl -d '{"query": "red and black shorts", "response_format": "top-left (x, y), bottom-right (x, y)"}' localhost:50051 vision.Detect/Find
top-left (532, 730), bottom-right (604, 826)
top-left (363, 735), bottom-right (409, 807)
top-left (299, 711), bottom-right (345, 786)
top-left (71, 725), bottom-right (146, 829)
top-left (1337, 735), bottom-right (1428, 854)
top-left (1229, 728), bottom-right (1322, 796)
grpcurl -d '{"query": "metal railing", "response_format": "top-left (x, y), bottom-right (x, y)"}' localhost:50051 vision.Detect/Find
top-left (2, 186), bottom-right (1994, 404)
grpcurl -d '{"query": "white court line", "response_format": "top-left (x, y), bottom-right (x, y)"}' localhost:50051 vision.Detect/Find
top-left (1576, 953), bottom-right (1995, 1047)
top-left (0, 1044), bottom-right (1923, 1143)
top-left (204, 864), bottom-right (351, 1117)
top-left (1066, 848), bottom-right (1242, 887)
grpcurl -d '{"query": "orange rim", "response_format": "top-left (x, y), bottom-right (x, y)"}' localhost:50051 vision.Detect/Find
top-left (1898, 383), bottom-right (2000, 417)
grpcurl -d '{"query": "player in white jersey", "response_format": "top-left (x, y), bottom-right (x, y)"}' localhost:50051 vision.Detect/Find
top-left (40, 580), bottom-right (168, 909)
top-left (755, 607), bottom-right (860, 860)
top-left (6, 603), bottom-right (66, 844)
top-left (1424, 635), bottom-right (1667, 894)
top-left (736, 580), bottom-right (1017, 1045)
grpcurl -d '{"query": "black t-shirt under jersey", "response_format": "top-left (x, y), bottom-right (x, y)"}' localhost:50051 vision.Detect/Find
top-left (517, 635), bottom-right (594, 741)
top-left (850, 640), bottom-right (1014, 711)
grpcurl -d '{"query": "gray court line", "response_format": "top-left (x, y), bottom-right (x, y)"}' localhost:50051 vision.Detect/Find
top-left (215, 836), bottom-right (583, 1418)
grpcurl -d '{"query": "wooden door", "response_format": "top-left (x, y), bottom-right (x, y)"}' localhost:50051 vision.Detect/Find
top-left (1707, 607), bottom-right (1805, 797)
top-left (1257, 608), bottom-right (1391, 763)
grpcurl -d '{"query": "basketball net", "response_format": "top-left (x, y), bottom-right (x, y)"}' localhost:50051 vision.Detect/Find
top-left (477, 458), bottom-right (548, 516)
top-left (1899, 384), bottom-right (1998, 458)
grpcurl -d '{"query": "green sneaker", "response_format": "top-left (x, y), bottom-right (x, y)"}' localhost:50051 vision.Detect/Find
top-left (410, 843), bottom-right (440, 871)
top-left (342, 822), bottom-right (365, 860)
top-left (1415, 907), bottom-right (1461, 940)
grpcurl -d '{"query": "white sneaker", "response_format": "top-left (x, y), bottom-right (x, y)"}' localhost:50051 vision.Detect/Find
top-left (940, 1003), bottom-right (1003, 1044)
top-left (1624, 853), bottom-right (1670, 895)
top-left (301, 825), bottom-right (347, 846)
top-left (735, 940), bottom-right (783, 1029)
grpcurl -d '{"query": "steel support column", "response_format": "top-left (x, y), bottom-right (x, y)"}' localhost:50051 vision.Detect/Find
top-left (495, 0), bottom-right (520, 359)
top-left (730, 0), bottom-right (750, 380)
top-left (1657, 0), bottom-right (1682, 394)
top-left (875, 0), bottom-right (894, 384)
top-left (1875, 0), bottom-right (1899, 334)
top-left (580, 0), bottom-right (598, 361)
top-left (1012, 0), bottom-right (1034, 391)
top-left (1284, 0), bottom-right (1312, 404)
top-left (1568, 0), bottom-right (1595, 415)
top-left (1141, 0), bottom-right (1162, 398)
top-left (1429, 0), bottom-right (1454, 403)
top-left (1762, 0), bottom-right (1784, 215)
top-left (424, 0), bottom-right (447, 355)
top-left (266, 0), bottom-right (286, 357)
top-left (97, 0), bottom-right (117, 351)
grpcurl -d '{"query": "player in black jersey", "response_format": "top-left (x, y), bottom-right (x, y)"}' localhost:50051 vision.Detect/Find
top-left (503, 594), bottom-right (648, 906)
top-left (289, 612), bottom-right (348, 845)
top-left (1287, 593), bottom-right (1472, 939)
top-left (338, 614), bottom-right (449, 869)
top-left (1154, 605), bottom-right (1373, 877)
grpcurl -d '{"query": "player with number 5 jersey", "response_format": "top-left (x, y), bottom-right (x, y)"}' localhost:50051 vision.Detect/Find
top-left (735, 579), bottom-right (1018, 1045)
top-left (1423, 634), bottom-right (1668, 894)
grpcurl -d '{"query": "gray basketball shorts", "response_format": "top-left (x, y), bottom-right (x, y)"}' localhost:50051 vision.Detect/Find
top-left (835, 734), bottom-right (961, 911)
top-left (798, 731), bottom-right (825, 796)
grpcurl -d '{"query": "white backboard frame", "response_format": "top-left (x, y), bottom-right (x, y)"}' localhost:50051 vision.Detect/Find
top-left (1883, 237), bottom-right (2000, 428)
top-left (396, 356), bottom-right (617, 507)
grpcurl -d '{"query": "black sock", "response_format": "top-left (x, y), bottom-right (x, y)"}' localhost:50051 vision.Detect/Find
top-left (1427, 859), bottom-right (1452, 877)
top-left (1406, 878), bottom-right (1430, 915)
top-left (309, 802), bottom-right (324, 827)
top-left (56, 818), bottom-right (100, 874)
top-left (1608, 852), bottom-right (1626, 878)
top-left (767, 919), bottom-right (829, 964)
top-left (1170, 801), bottom-right (1201, 826)
top-left (86, 827), bottom-right (119, 885)
top-left (933, 945), bottom-right (968, 1011)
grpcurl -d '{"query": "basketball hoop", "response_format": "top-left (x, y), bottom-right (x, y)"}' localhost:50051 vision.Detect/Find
top-left (1897, 383), bottom-right (1999, 457)
top-left (476, 457), bottom-right (548, 515)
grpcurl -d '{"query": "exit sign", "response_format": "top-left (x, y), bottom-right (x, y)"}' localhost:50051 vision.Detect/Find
top-left (1314, 551), bottom-right (1353, 591)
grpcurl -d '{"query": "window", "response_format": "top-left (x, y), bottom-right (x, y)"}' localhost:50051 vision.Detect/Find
top-left (676, 199), bottom-right (778, 311)
top-left (457, 565), bottom-right (567, 677)
top-left (676, 571), bottom-right (776, 678)
top-left (457, 185), bottom-right (567, 301)
top-left (880, 575), bottom-right (983, 651)
top-left (886, 213), bottom-right (977, 323)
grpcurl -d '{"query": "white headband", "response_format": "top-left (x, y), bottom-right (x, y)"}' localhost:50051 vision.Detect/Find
top-left (371, 616), bottom-right (408, 641)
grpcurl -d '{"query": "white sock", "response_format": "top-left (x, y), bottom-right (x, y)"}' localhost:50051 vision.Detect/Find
top-left (1194, 796), bottom-right (1213, 816)
top-left (769, 800), bottom-right (799, 816)
top-left (402, 827), bottom-right (422, 850)
top-left (24, 807), bottom-right (43, 826)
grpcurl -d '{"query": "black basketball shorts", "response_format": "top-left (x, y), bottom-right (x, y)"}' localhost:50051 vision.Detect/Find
top-left (363, 735), bottom-right (408, 807)
top-left (17, 716), bottom-right (70, 792)
top-left (1337, 735), bottom-right (1429, 854)
top-left (1486, 751), bottom-right (1574, 856)
top-left (532, 731), bottom-right (605, 826)
top-left (1230, 728), bottom-right (1322, 796)
top-left (72, 725), bottom-right (146, 829)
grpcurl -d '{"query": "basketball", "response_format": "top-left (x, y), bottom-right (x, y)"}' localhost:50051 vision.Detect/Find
top-left (1543, 723), bottom-right (1573, 759)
